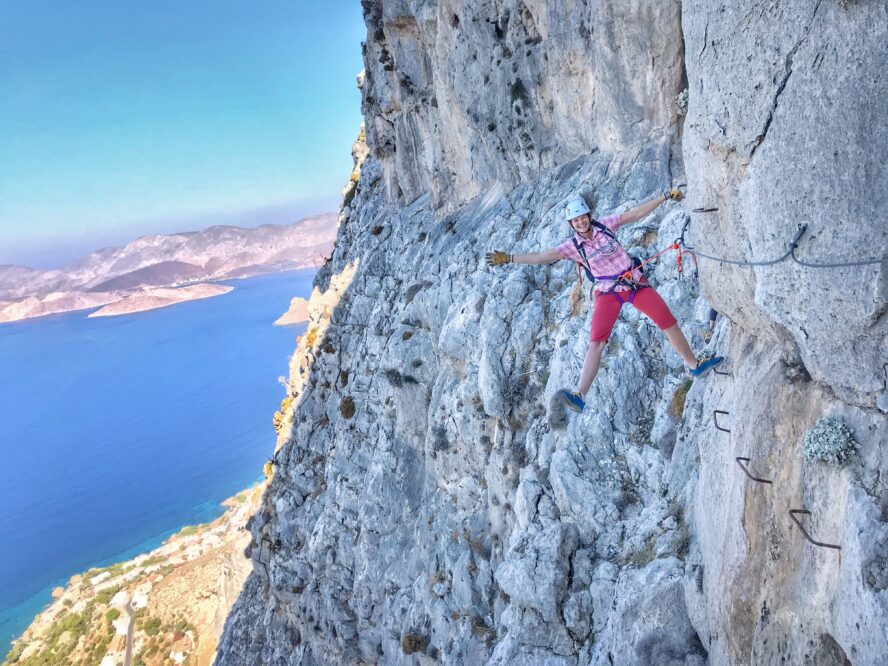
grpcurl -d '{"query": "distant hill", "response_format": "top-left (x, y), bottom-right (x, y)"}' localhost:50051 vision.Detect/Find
top-left (88, 261), bottom-right (208, 292)
top-left (0, 213), bottom-right (337, 323)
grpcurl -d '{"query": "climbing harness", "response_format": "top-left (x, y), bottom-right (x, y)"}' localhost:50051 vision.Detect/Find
top-left (570, 218), bottom-right (706, 307)
top-left (570, 220), bottom-right (650, 302)
top-left (572, 238), bottom-right (645, 301)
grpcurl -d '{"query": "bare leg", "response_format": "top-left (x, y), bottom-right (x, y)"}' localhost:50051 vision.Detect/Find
top-left (663, 323), bottom-right (697, 367)
top-left (578, 341), bottom-right (608, 395)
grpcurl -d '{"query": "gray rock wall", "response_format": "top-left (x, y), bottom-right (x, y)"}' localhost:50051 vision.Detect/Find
top-left (216, 1), bottom-right (887, 664)
top-left (360, 0), bottom-right (685, 210)
top-left (682, 0), bottom-right (888, 407)
top-left (677, 1), bottom-right (888, 663)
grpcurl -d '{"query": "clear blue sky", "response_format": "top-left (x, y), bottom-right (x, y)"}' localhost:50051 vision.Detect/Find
top-left (0, 1), bottom-right (366, 268)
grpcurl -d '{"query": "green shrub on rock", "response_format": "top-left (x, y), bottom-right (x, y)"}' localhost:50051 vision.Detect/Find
top-left (143, 616), bottom-right (162, 636)
top-left (803, 417), bottom-right (857, 466)
top-left (95, 585), bottom-right (120, 605)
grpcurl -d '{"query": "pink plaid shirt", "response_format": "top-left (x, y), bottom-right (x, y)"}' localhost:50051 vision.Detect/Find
top-left (555, 214), bottom-right (643, 293)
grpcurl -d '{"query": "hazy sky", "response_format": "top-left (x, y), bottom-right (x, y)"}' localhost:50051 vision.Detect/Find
top-left (0, 1), bottom-right (366, 267)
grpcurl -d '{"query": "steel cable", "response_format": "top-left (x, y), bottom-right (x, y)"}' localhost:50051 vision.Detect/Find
top-left (679, 220), bottom-right (886, 269)
top-left (789, 247), bottom-right (884, 268)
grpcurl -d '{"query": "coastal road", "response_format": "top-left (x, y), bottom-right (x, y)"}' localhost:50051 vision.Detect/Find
top-left (123, 602), bottom-right (135, 666)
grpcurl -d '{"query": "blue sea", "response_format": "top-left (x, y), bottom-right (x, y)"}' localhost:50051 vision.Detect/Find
top-left (0, 270), bottom-right (313, 652)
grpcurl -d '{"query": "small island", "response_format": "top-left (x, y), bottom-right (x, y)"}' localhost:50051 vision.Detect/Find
top-left (273, 296), bottom-right (310, 326)
top-left (88, 284), bottom-right (233, 318)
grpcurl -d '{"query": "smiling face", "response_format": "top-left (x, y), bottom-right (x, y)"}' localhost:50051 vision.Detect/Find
top-left (569, 213), bottom-right (592, 235)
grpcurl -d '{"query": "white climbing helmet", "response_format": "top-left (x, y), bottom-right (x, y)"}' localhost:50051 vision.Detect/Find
top-left (564, 195), bottom-right (590, 222)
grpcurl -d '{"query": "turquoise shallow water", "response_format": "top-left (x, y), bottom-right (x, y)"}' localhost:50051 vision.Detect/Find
top-left (0, 270), bottom-right (312, 652)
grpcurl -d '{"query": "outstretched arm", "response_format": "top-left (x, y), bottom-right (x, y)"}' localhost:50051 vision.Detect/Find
top-left (617, 189), bottom-right (684, 227)
top-left (513, 248), bottom-right (562, 265)
top-left (486, 248), bottom-right (562, 266)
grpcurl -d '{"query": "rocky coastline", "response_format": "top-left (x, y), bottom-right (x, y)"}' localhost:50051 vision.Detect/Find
top-left (4, 486), bottom-right (262, 666)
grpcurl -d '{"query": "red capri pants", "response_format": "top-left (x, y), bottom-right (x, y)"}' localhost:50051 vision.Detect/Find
top-left (590, 286), bottom-right (677, 342)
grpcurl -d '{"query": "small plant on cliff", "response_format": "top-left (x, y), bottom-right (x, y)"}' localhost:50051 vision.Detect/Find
top-left (273, 395), bottom-right (294, 432)
top-left (471, 615), bottom-right (496, 642)
top-left (304, 327), bottom-right (318, 348)
top-left (401, 632), bottom-right (428, 655)
top-left (803, 417), bottom-right (858, 466)
top-left (675, 88), bottom-right (689, 115)
top-left (625, 536), bottom-right (657, 569)
top-left (339, 396), bottom-right (356, 419)
top-left (670, 380), bottom-right (693, 418)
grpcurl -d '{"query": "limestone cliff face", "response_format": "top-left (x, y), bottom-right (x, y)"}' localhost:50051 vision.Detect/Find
top-left (360, 0), bottom-right (685, 210)
top-left (216, 1), bottom-right (887, 664)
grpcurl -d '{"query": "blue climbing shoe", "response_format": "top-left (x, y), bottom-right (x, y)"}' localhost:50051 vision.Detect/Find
top-left (690, 355), bottom-right (725, 377)
top-left (559, 389), bottom-right (586, 413)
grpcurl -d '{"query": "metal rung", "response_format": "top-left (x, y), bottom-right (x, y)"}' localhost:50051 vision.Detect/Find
top-left (692, 207), bottom-right (719, 213)
top-left (735, 457), bottom-right (772, 484)
top-left (789, 509), bottom-right (841, 551)
top-left (713, 368), bottom-right (731, 376)
top-left (258, 537), bottom-right (276, 563)
top-left (713, 410), bottom-right (731, 433)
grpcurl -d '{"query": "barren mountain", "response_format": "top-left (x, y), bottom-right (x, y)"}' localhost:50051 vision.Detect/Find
top-left (0, 213), bottom-right (336, 322)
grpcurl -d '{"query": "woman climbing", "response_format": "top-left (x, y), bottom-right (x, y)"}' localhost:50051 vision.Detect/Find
top-left (485, 191), bottom-right (723, 413)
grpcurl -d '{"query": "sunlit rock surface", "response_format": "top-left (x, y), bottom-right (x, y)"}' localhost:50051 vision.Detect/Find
top-left (215, 1), bottom-right (887, 664)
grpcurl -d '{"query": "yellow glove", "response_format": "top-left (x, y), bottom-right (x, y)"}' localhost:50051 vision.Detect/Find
top-left (485, 250), bottom-right (512, 266)
top-left (664, 188), bottom-right (685, 201)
